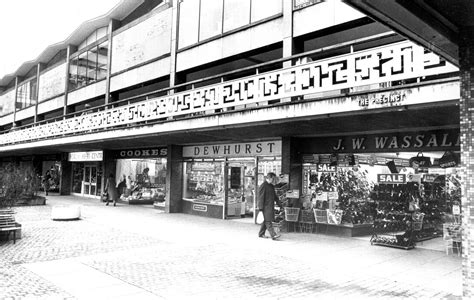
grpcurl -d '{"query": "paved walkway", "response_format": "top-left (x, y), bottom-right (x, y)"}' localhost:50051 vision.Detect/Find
top-left (0, 195), bottom-right (462, 299)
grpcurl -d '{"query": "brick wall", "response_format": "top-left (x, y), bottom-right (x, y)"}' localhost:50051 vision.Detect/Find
top-left (458, 26), bottom-right (474, 298)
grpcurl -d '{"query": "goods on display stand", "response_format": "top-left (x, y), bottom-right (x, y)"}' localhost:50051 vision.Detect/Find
top-left (300, 152), bottom-right (462, 250)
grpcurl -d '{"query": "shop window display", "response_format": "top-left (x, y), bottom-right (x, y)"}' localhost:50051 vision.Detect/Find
top-left (115, 158), bottom-right (166, 203)
top-left (183, 161), bottom-right (224, 204)
top-left (301, 152), bottom-right (461, 249)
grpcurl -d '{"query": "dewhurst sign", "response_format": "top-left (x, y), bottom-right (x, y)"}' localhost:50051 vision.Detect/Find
top-left (0, 41), bottom-right (457, 145)
top-left (183, 141), bottom-right (281, 158)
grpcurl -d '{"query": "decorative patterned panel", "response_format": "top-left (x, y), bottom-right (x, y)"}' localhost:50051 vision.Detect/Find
top-left (0, 41), bottom-right (458, 145)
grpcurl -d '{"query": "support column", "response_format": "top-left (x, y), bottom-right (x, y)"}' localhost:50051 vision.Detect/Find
top-left (459, 26), bottom-right (474, 298)
top-left (169, 0), bottom-right (180, 89)
top-left (59, 160), bottom-right (72, 195)
top-left (13, 76), bottom-right (22, 126)
top-left (34, 63), bottom-right (44, 123)
top-left (105, 19), bottom-right (120, 104)
top-left (63, 45), bottom-right (77, 116)
top-left (281, 137), bottom-right (302, 206)
top-left (282, 0), bottom-right (295, 103)
top-left (166, 145), bottom-right (183, 213)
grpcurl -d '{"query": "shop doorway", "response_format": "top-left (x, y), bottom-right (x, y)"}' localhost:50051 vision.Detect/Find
top-left (72, 163), bottom-right (102, 198)
top-left (226, 159), bottom-right (256, 219)
top-left (83, 165), bottom-right (98, 196)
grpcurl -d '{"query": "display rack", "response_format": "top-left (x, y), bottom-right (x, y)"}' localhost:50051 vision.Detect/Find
top-left (370, 183), bottom-right (418, 250)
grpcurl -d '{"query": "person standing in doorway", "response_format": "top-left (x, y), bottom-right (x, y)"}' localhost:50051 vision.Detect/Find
top-left (258, 172), bottom-right (281, 240)
top-left (105, 174), bottom-right (118, 206)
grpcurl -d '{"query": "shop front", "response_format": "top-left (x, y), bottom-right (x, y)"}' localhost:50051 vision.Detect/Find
top-left (69, 151), bottom-right (104, 198)
top-left (294, 129), bottom-right (461, 251)
top-left (182, 141), bottom-right (282, 220)
top-left (110, 147), bottom-right (167, 205)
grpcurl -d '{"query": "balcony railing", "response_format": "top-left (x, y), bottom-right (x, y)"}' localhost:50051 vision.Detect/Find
top-left (0, 35), bottom-right (458, 146)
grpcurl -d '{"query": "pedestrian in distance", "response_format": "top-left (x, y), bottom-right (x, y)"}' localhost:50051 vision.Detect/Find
top-left (258, 172), bottom-right (282, 240)
top-left (43, 170), bottom-right (52, 196)
top-left (105, 173), bottom-right (118, 206)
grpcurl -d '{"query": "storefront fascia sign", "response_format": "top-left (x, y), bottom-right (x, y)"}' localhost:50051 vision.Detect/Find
top-left (110, 147), bottom-right (168, 159)
top-left (68, 151), bottom-right (103, 162)
top-left (183, 141), bottom-right (281, 158)
top-left (0, 41), bottom-right (457, 145)
top-left (303, 129), bottom-right (460, 153)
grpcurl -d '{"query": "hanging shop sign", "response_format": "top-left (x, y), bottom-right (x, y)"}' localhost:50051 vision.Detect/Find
top-left (183, 141), bottom-right (281, 158)
top-left (377, 174), bottom-right (406, 184)
top-left (68, 151), bottom-right (103, 162)
top-left (316, 163), bottom-right (336, 173)
top-left (0, 41), bottom-right (458, 146)
top-left (109, 147), bottom-right (168, 159)
top-left (301, 129), bottom-right (460, 153)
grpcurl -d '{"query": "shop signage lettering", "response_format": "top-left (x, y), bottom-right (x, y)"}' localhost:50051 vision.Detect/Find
top-left (183, 141), bottom-right (281, 158)
top-left (317, 164), bottom-right (336, 173)
top-left (0, 41), bottom-right (457, 146)
top-left (377, 174), bottom-right (406, 184)
top-left (423, 174), bottom-right (438, 183)
top-left (357, 91), bottom-right (407, 107)
top-left (68, 151), bottom-right (103, 162)
top-left (193, 204), bottom-right (208, 212)
top-left (300, 129), bottom-right (460, 153)
top-left (110, 147), bottom-right (168, 159)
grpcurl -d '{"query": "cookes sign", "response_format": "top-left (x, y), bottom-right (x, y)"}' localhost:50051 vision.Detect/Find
top-left (302, 129), bottom-right (460, 153)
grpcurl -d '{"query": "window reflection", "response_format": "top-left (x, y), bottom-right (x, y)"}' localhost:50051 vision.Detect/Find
top-left (68, 41), bottom-right (108, 91)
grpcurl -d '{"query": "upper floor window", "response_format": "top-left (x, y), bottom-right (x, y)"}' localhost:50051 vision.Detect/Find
top-left (69, 41), bottom-right (108, 90)
top-left (78, 27), bottom-right (108, 50)
top-left (16, 78), bottom-right (37, 110)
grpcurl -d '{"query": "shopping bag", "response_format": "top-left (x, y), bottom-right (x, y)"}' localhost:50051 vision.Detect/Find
top-left (100, 192), bottom-right (108, 201)
top-left (256, 211), bottom-right (264, 225)
top-left (409, 152), bottom-right (431, 169)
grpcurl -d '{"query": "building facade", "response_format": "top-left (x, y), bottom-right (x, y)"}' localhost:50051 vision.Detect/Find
top-left (0, 0), bottom-right (463, 261)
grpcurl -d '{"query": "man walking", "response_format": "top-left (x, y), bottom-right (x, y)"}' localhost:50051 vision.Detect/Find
top-left (258, 172), bottom-right (281, 240)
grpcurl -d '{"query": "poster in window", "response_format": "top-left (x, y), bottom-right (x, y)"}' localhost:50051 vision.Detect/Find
top-left (230, 167), bottom-right (241, 189)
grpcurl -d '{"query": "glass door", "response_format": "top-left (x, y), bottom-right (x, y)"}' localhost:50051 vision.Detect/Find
top-left (226, 158), bottom-right (256, 219)
top-left (83, 165), bottom-right (98, 197)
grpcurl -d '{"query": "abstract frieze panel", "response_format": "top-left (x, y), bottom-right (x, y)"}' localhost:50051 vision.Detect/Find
top-left (0, 41), bottom-right (458, 145)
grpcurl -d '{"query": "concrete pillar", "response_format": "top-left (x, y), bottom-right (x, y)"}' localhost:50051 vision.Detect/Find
top-left (103, 150), bottom-right (116, 195)
top-left (169, 0), bottom-right (180, 89)
top-left (59, 160), bottom-right (72, 195)
top-left (282, 0), bottom-right (295, 103)
top-left (281, 137), bottom-right (302, 206)
top-left (166, 144), bottom-right (183, 213)
top-left (63, 45), bottom-right (77, 116)
top-left (459, 26), bottom-right (474, 298)
top-left (105, 19), bottom-right (120, 104)
top-left (34, 63), bottom-right (44, 123)
top-left (13, 76), bottom-right (22, 125)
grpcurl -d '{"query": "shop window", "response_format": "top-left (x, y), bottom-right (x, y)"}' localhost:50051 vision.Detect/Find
top-left (183, 160), bottom-right (225, 204)
top-left (115, 158), bottom-right (167, 203)
top-left (301, 152), bottom-right (462, 248)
